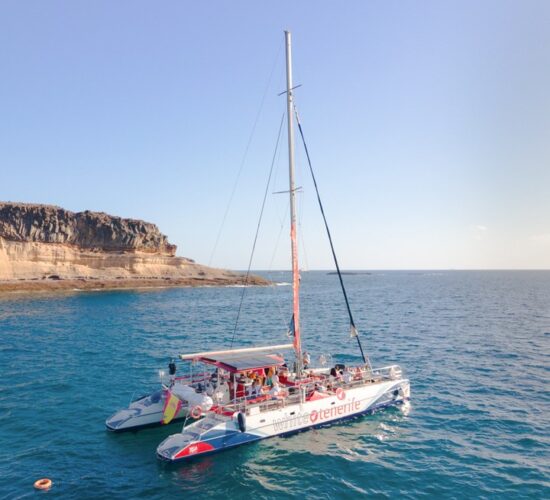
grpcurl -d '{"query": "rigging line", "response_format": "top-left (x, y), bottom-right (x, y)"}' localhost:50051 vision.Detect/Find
top-left (299, 221), bottom-right (310, 272)
top-left (270, 140), bottom-right (303, 337)
top-left (294, 135), bottom-right (310, 272)
top-left (273, 132), bottom-right (287, 228)
top-left (293, 105), bottom-right (371, 368)
top-left (266, 204), bottom-right (292, 331)
top-left (230, 113), bottom-right (286, 348)
top-left (297, 181), bottom-right (310, 272)
top-left (265, 126), bottom-right (293, 333)
top-left (208, 43), bottom-right (283, 267)
top-left (265, 136), bottom-right (293, 327)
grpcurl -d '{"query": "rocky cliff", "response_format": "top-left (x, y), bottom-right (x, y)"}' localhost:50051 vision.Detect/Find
top-left (0, 202), bottom-right (266, 290)
top-left (0, 203), bottom-right (176, 255)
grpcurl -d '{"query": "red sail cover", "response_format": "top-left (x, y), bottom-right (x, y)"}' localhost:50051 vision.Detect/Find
top-left (290, 224), bottom-right (301, 354)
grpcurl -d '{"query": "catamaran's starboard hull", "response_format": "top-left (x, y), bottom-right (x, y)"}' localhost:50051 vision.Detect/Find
top-left (157, 378), bottom-right (410, 463)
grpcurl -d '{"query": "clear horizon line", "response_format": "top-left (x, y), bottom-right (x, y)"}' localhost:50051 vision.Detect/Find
top-left (244, 268), bottom-right (550, 272)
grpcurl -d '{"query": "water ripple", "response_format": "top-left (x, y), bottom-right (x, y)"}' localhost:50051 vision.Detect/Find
top-left (0, 271), bottom-right (549, 498)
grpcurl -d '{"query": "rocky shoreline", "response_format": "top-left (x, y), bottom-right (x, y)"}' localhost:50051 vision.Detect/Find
top-left (0, 275), bottom-right (268, 293)
top-left (0, 202), bottom-right (269, 292)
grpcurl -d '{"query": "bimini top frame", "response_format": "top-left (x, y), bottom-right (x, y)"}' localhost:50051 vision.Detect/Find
top-left (178, 343), bottom-right (294, 361)
top-left (178, 344), bottom-right (293, 374)
top-left (198, 352), bottom-right (285, 373)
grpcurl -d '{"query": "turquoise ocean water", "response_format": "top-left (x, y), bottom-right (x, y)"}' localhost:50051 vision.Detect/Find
top-left (0, 271), bottom-right (548, 498)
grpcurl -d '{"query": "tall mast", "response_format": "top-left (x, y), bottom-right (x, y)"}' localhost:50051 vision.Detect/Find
top-left (284, 30), bottom-right (302, 369)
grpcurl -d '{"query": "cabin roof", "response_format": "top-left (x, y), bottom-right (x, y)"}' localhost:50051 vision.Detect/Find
top-left (198, 352), bottom-right (285, 373)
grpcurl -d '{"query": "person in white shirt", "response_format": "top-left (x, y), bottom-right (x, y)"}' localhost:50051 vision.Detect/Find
top-left (205, 381), bottom-right (214, 397)
top-left (269, 382), bottom-right (281, 399)
top-left (247, 379), bottom-right (262, 399)
top-left (256, 379), bottom-right (264, 396)
top-left (215, 380), bottom-right (230, 404)
top-left (343, 369), bottom-right (353, 384)
top-left (303, 351), bottom-right (311, 368)
top-left (246, 383), bottom-right (255, 399)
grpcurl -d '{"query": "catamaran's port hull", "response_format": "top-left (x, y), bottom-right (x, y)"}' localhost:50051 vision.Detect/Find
top-left (106, 400), bottom-right (190, 432)
top-left (158, 379), bottom-right (410, 463)
top-left (106, 413), bottom-right (189, 432)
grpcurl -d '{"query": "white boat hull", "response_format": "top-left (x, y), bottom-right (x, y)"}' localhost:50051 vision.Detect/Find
top-left (157, 376), bottom-right (410, 462)
top-left (106, 390), bottom-right (190, 432)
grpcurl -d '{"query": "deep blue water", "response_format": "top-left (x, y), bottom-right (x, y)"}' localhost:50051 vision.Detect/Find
top-left (0, 271), bottom-right (549, 499)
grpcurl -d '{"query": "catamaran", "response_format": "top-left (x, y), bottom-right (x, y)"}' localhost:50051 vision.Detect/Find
top-left (156, 31), bottom-right (410, 463)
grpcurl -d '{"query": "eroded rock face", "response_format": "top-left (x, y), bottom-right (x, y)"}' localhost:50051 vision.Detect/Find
top-left (0, 238), bottom-right (233, 281)
top-left (0, 202), bottom-right (176, 255)
top-left (0, 201), bottom-right (268, 289)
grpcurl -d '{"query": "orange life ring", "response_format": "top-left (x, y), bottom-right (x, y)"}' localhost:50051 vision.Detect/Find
top-left (190, 405), bottom-right (202, 419)
top-left (34, 478), bottom-right (52, 490)
top-left (336, 387), bottom-right (346, 400)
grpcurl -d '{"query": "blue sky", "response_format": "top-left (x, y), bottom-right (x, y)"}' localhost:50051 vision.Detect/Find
top-left (1, 1), bottom-right (549, 269)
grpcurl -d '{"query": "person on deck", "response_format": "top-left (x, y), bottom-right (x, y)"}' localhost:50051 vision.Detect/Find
top-left (247, 378), bottom-right (262, 399)
top-left (303, 351), bottom-right (311, 369)
top-left (266, 367), bottom-right (280, 387)
top-left (343, 368), bottom-right (353, 384)
top-left (205, 380), bottom-right (215, 396)
top-left (253, 378), bottom-right (262, 398)
top-left (246, 381), bottom-right (256, 399)
top-left (330, 367), bottom-right (342, 381)
top-left (265, 367), bottom-right (273, 387)
top-left (269, 382), bottom-right (282, 399)
top-left (215, 379), bottom-right (230, 405)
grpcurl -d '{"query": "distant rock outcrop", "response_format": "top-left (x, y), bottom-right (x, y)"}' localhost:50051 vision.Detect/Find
top-left (0, 202), bottom-right (267, 291)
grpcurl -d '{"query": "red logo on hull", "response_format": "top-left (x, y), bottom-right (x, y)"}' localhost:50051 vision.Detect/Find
top-left (174, 441), bottom-right (215, 459)
top-left (309, 398), bottom-right (361, 425)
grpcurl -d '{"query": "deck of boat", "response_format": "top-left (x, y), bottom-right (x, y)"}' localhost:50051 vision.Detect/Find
top-left (211, 364), bottom-right (403, 416)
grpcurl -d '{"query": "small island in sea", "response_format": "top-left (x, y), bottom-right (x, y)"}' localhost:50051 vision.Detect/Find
top-left (0, 202), bottom-right (267, 292)
top-left (326, 271), bottom-right (372, 276)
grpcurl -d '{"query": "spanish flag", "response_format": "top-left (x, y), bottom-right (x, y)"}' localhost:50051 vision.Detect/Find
top-left (161, 390), bottom-right (182, 425)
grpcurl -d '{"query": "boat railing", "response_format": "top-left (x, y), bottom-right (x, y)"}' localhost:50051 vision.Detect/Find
top-left (296, 364), bottom-right (404, 392)
top-left (173, 372), bottom-right (212, 385)
top-left (214, 388), bottom-right (304, 416)
top-left (371, 365), bottom-right (403, 381)
top-left (211, 365), bottom-right (404, 416)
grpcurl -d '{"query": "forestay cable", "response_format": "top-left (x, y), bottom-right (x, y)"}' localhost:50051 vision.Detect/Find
top-left (230, 113), bottom-right (286, 347)
top-left (208, 44), bottom-right (282, 267)
top-left (293, 105), bottom-right (371, 369)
